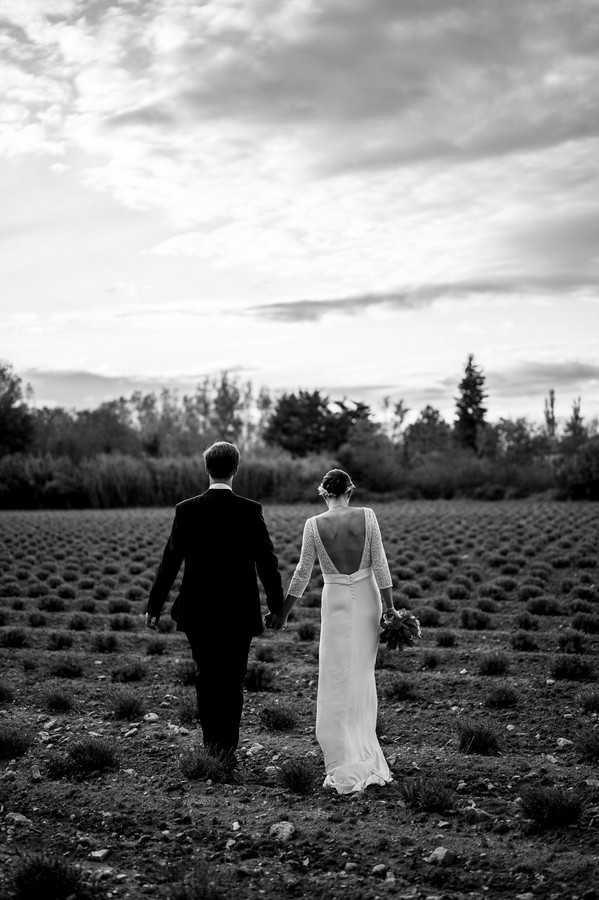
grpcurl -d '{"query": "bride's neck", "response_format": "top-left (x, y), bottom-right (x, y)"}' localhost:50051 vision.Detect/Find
top-left (327, 499), bottom-right (349, 511)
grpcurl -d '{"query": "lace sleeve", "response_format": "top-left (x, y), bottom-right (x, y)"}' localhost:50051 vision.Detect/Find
top-left (368, 508), bottom-right (393, 590)
top-left (287, 518), bottom-right (317, 598)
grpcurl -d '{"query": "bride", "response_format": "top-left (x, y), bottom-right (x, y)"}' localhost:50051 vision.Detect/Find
top-left (280, 468), bottom-right (400, 794)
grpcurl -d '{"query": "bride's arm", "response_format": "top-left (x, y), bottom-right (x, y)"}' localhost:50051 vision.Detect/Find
top-left (284, 518), bottom-right (317, 617)
top-left (369, 509), bottom-right (396, 617)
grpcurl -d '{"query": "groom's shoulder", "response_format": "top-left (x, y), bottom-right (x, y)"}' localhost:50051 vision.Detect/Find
top-left (175, 492), bottom-right (208, 512)
top-left (232, 492), bottom-right (262, 512)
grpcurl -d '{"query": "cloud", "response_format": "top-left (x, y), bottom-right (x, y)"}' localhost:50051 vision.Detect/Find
top-left (247, 276), bottom-right (598, 322)
top-left (22, 364), bottom-right (254, 409)
top-left (487, 360), bottom-right (599, 398)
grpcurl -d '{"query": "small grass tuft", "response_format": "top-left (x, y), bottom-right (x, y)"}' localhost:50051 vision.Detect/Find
top-left (259, 702), bottom-right (298, 732)
top-left (180, 746), bottom-right (229, 782)
top-left (279, 757), bottom-right (316, 795)
top-left (551, 655), bottom-right (595, 682)
top-left (245, 662), bottom-right (275, 692)
top-left (400, 775), bottom-right (454, 813)
top-left (484, 685), bottom-right (519, 708)
top-left (457, 720), bottom-right (500, 755)
top-left (0, 725), bottom-right (32, 759)
top-left (11, 853), bottom-right (95, 900)
top-left (111, 689), bottom-right (145, 720)
top-left (47, 737), bottom-right (119, 779)
top-left (478, 651), bottom-right (510, 676)
top-left (520, 785), bottom-right (584, 829)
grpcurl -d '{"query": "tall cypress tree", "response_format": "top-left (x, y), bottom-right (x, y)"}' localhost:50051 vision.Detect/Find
top-left (454, 354), bottom-right (488, 452)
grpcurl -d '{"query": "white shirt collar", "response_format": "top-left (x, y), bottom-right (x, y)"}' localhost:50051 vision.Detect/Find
top-left (208, 482), bottom-right (233, 491)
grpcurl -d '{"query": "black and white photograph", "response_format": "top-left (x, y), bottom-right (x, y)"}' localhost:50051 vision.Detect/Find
top-left (1, 1), bottom-right (598, 898)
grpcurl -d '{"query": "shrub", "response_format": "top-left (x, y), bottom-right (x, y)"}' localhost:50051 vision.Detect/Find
top-left (400, 776), bottom-right (453, 812)
top-left (11, 853), bottom-right (95, 900)
top-left (259, 702), bottom-right (298, 731)
top-left (517, 584), bottom-right (543, 601)
top-left (245, 662), bottom-right (275, 692)
top-left (515, 612), bottom-right (539, 631)
top-left (478, 652), bottom-right (510, 676)
top-left (446, 583), bottom-right (469, 600)
top-left (47, 632), bottom-right (73, 651)
top-left (433, 596), bottom-right (454, 612)
top-left (0, 682), bottom-right (14, 704)
top-left (170, 861), bottom-right (223, 900)
top-left (527, 597), bottom-right (563, 616)
top-left (111, 689), bottom-right (145, 720)
top-left (485, 685), bottom-right (519, 708)
top-left (38, 596), bottom-right (66, 612)
top-left (461, 608), bottom-right (491, 630)
top-left (176, 660), bottom-right (197, 686)
top-left (108, 599), bottom-right (131, 614)
top-left (520, 785), bottom-right (584, 829)
top-left (0, 725), bottom-right (32, 759)
top-left (421, 650), bottom-right (440, 670)
top-left (558, 630), bottom-right (587, 654)
top-left (551, 655), bottom-right (595, 682)
top-left (50, 656), bottom-right (83, 678)
top-left (48, 737), bottom-right (119, 779)
top-left (138, 628), bottom-right (165, 654)
top-left (254, 643), bottom-right (275, 662)
top-left (477, 598), bottom-right (498, 613)
top-left (112, 661), bottom-right (146, 683)
top-left (415, 607), bottom-right (441, 627)
top-left (92, 632), bottom-right (119, 653)
top-left (457, 721), bottom-right (500, 755)
top-left (44, 688), bottom-right (74, 713)
top-left (577, 731), bottom-right (599, 763)
top-left (296, 622), bottom-right (317, 641)
top-left (436, 630), bottom-right (457, 647)
top-left (279, 757), bottom-right (316, 795)
top-left (109, 614), bottom-right (136, 631)
top-left (579, 689), bottom-right (599, 713)
top-left (385, 677), bottom-right (419, 701)
top-left (68, 614), bottom-right (90, 631)
top-left (511, 631), bottom-right (538, 652)
top-left (180, 747), bottom-right (228, 782)
top-left (28, 612), bottom-right (47, 628)
top-left (0, 627), bottom-right (29, 648)
top-left (572, 614), bottom-right (599, 635)
top-left (57, 585), bottom-right (76, 600)
top-left (78, 599), bottom-right (96, 613)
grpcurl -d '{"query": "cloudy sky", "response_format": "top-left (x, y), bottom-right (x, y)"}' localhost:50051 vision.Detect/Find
top-left (1, 0), bottom-right (598, 422)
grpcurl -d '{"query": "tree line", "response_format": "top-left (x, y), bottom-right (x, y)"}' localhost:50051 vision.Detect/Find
top-left (0, 355), bottom-right (597, 506)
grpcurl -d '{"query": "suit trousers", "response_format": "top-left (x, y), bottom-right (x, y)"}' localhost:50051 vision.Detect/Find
top-left (184, 624), bottom-right (252, 758)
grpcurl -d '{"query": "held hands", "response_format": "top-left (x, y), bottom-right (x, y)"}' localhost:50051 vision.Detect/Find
top-left (265, 611), bottom-right (286, 630)
top-left (265, 594), bottom-right (297, 631)
top-left (144, 612), bottom-right (159, 630)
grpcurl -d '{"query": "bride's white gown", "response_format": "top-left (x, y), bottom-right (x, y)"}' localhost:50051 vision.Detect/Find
top-left (288, 507), bottom-right (393, 794)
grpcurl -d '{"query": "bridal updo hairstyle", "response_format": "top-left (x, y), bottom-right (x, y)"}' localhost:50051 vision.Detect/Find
top-left (317, 468), bottom-right (356, 499)
top-left (203, 441), bottom-right (240, 479)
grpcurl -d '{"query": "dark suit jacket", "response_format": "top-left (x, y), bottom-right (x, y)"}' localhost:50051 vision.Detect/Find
top-left (146, 489), bottom-right (284, 636)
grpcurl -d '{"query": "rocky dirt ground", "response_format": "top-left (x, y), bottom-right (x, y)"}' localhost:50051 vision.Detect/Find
top-left (0, 501), bottom-right (598, 899)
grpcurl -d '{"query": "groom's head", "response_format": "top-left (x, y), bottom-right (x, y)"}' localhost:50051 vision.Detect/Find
top-left (204, 441), bottom-right (240, 482)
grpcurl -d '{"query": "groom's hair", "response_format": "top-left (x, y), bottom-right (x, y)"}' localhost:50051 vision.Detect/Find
top-left (204, 441), bottom-right (240, 479)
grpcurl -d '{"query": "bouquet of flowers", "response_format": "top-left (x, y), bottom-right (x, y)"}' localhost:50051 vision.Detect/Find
top-left (379, 607), bottom-right (422, 649)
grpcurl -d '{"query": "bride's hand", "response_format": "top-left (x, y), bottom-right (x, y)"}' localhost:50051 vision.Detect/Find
top-left (382, 607), bottom-right (400, 624)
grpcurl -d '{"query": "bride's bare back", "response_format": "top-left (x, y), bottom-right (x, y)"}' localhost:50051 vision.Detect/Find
top-left (314, 508), bottom-right (366, 575)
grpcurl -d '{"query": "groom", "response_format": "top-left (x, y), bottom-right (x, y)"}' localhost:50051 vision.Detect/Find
top-left (145, 441), bottom-right (285, 766)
